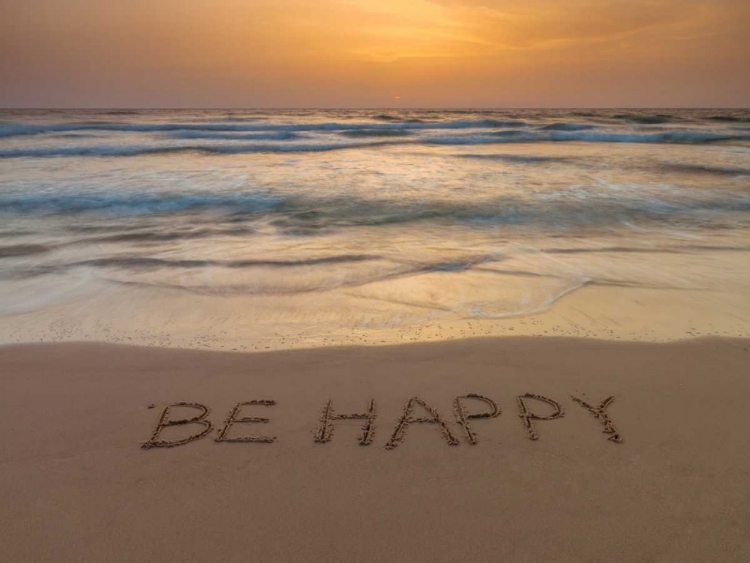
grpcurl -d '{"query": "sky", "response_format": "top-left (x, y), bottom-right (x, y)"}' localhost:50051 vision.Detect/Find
top-left (1, 0), bottom-right (748, 108)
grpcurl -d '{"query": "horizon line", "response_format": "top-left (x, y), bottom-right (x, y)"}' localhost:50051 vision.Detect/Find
top-left (1, 106), bottom-right (748, 111)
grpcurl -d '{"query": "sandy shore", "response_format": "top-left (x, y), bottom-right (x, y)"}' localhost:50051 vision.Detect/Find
top-left (1, 337), bottom-right (749, 562)
top-left (3, 280), bottom-right (750, 351)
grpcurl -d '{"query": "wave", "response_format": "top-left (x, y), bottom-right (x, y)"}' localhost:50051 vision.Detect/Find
top-left (72, 226), bottom-right (257, 244)
top-left (614, 114), bottom-right (675, 124)
top-left (2, 127), bottom-right (748, 159)
top-left (542, 244), bottom-right (750, 255)
top-left (0, 141), bottom-right (400, 158)
top-left (0, 192), bottom-right (285, 216)
top-left (555, 130), bottom-right (750, 144)
top-left (658, 163), bottom-right (750, 176)
top-left (93, 263), bottom-right (588, 314)
top-left (341, 129), bottom-right (413, 138)
top-left (708, 115), bottom-right (750, 123)
top-left (540, 123), bottom-right (598, 131)
top-left (0, 244), bottom-right (52, 258)
top-left (3, 187), bottom-right (748, 233)
top-left (427, 130), bottom-right (750, 145)
top-left (166, 131), bottom-right (301, 141)
top-left (65, 223), bottom-right (160, 234)
top-left (489, 130), bottom-right (529, 138)
top-left (213, 115), bottom-right (265, 122)
top-left (0, 229), bottom-right (35, 238)
top-left (75, 254), bottom-right (380, 270)
top-left (3, 254), bottom-right (385, 281)
top-left (54, 133), bottom-right (101, 138)
top-left (0, 118), bottom-right (530, 138)
top-left (453, 154), bottom-right (569, 164)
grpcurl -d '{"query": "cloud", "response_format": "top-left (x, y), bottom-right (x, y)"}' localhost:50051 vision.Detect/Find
top-left (337, 0), bottom-right (732, 60)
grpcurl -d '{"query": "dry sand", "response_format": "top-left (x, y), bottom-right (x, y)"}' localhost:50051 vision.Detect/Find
top-left (1, 337), bottom-right (749, 562)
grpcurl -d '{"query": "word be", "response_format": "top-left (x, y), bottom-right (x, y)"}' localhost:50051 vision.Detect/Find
top-left (142, 393), bottom-right (622, 449)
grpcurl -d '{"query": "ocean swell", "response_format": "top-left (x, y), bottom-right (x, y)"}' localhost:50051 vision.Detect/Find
top-left (3, 188), bottom-right (748, 234)
top-left (3, 128), bottom-right (748, 159)
top-left (0, 141), bottom-right (402, 158)
top-left (0, 118), bottom-right (530, 139)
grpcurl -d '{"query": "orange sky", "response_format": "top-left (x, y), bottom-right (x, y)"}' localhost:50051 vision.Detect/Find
top-left (1, 0), bottom-right (748, 107)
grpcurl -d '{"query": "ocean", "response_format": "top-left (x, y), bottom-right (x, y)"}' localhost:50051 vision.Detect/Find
top-left (1, 108), bottom-right (749, 349)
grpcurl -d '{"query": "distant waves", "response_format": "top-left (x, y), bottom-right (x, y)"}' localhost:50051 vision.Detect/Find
top-left (1, 132), bottom-right (749, 159)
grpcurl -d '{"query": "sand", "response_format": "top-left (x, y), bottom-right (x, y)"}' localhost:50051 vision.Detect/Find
top-left (3, 266), bottom-right (750, 351)
top-left (1, 337), bottom-right (749, 562)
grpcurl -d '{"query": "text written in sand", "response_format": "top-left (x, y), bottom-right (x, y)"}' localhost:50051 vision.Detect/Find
top-left (142, 393), bottom-right (623, 449)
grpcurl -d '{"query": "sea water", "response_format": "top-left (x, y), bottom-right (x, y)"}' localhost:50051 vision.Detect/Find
top-left (1, 109), bottom-right (749, 349)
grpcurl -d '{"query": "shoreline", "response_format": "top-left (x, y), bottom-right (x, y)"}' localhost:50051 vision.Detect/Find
top-left (2, 336), bottom-right (749, 562)
top-left (2, 281), bottom-right (749, 352)
top-left (1, 330), bottom-right (748, 355)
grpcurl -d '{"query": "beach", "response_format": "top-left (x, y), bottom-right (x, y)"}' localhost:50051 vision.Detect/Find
top-left (2, 0), bottom-right (749, 558)
top-left (2, 337), bottom-right (749, 562)
top-left (1, 109), bottom-right (749, 561)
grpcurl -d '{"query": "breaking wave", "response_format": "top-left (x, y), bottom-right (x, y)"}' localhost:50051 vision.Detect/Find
top-left (341, 129), bottom-right (413, 138)
top-left (166, 131), bottom-right (302, 141)
top-left (614, 114), bottom-right (675, 124)
top-left (427, 130), bottom-right (750, 146)
top-left (0, 141), bottom-right (401, 158)
top-left (75, 254), bottom-right (380, 270)
top-left (540, 123), bottom-right (598, 131)
top-left (2, 188), bottom-right (748, 229)
top-left (0, 118), bottom-right (529, 138)
top-left (2, 129), bottom-right (748, 159)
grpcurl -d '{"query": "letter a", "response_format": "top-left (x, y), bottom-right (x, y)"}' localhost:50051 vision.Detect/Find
top-left (385, 397), bottom-right (459, 450)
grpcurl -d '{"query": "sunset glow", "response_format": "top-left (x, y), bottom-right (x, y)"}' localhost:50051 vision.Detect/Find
top-left (1, 0), bottom-right (748, 107)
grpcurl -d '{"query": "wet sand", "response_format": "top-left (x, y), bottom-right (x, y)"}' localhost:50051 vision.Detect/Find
top-left (2, 279), bottom-right (750, 351)
top-left (1, 337), bottom-right (749, 562)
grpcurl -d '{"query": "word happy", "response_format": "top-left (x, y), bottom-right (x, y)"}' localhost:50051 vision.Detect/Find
top-left (142, 393), bottom-right (623, 449)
